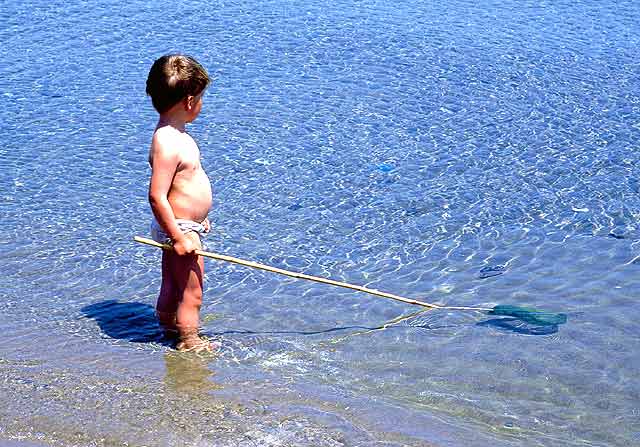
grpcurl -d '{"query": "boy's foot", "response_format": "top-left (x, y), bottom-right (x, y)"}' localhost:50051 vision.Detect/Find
top-left (176, 335), bottom-right (221, 353)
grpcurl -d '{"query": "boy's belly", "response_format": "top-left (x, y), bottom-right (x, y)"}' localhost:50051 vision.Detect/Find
top-left (168, 170), bottom-right (212, 222)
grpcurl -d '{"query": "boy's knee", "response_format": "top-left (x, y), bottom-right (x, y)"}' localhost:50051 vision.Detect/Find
top-left (183, 287), bottom-right (203, 304)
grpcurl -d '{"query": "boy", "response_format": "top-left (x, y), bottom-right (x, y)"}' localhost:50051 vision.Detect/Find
top-left (146, 54), bottom-right (217, 352)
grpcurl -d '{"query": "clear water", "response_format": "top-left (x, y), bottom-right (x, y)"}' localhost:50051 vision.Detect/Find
top-left (1, 0), bottom-right (639, 446)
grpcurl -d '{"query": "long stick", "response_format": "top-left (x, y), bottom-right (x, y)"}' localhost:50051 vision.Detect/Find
top-left (134, 236), bottom-right (490, 312)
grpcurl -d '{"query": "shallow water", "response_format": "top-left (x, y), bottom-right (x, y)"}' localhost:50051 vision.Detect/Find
top-left (1, 0), bottom-right (639, 446)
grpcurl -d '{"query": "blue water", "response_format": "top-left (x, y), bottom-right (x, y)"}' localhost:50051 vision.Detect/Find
top-left (1, 0), bottom-right (639, 445)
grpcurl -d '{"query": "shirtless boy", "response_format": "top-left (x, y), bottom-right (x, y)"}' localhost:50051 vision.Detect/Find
top-left (146, 54), bottom-right (216, 352)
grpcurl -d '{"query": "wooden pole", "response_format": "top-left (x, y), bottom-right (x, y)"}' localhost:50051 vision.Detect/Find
top-left (134, 236), bottom-right (489, 312)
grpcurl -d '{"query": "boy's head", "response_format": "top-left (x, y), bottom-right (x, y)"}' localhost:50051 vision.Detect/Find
top-left (146, 54), bottom-right (210, 114)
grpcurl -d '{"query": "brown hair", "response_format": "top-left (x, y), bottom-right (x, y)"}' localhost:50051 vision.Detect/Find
top-left (146, 54), bottom-right (210, 113)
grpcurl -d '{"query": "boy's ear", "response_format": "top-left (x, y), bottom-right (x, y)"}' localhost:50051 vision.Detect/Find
top-left (184, 95), bottom-right (195, 111)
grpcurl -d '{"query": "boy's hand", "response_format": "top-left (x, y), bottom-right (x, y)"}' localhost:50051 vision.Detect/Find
top-left (172, 235), bottom-right (198, 256)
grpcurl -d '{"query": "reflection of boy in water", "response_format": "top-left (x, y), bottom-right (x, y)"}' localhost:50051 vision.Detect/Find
top-left (164, 352), bottom-right (221, 393)
top-left (146, 54), bottom-right (218, 352)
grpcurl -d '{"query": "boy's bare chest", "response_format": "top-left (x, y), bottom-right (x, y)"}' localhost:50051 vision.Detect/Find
top-left (176, 142), bottom-right (203, 172)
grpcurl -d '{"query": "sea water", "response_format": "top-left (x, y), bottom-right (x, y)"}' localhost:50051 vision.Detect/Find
top-left (1, 0), bottom-right (639, 446)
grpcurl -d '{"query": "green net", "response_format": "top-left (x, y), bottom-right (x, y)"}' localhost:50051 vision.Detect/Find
top-left (488, 305), bottom-right (567, 326)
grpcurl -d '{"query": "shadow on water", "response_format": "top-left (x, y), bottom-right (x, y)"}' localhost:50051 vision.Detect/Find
top-left (81, 300), bottom-right (171, 345)
top-left (209, 325), bottom-right (394, 337)
top-left (80, 300), bottom-right (388, 346)
top-left (476, 318), bottom-right (560, 335)
top-left (81, 301), bottom-right (558, 350)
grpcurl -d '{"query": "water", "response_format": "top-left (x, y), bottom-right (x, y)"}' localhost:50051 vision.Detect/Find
top-left (1, 0), bottom-right (639, 445)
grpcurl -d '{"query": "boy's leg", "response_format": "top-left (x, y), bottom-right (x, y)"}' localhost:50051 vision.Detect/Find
top-left (156, 250), bottom-right (179, 337)
top-left (169, 232), bottom-right (214, 352)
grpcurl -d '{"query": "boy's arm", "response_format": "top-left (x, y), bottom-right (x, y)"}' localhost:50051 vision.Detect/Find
top-left (148, 135), bottom-right (196, 255)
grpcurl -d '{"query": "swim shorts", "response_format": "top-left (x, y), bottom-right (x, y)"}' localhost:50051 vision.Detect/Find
top-left (150, 218), bottom-right (207, 246)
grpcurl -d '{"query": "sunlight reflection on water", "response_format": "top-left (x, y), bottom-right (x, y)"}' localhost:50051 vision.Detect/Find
top-left (1, 0), bottom-right (639, 446)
